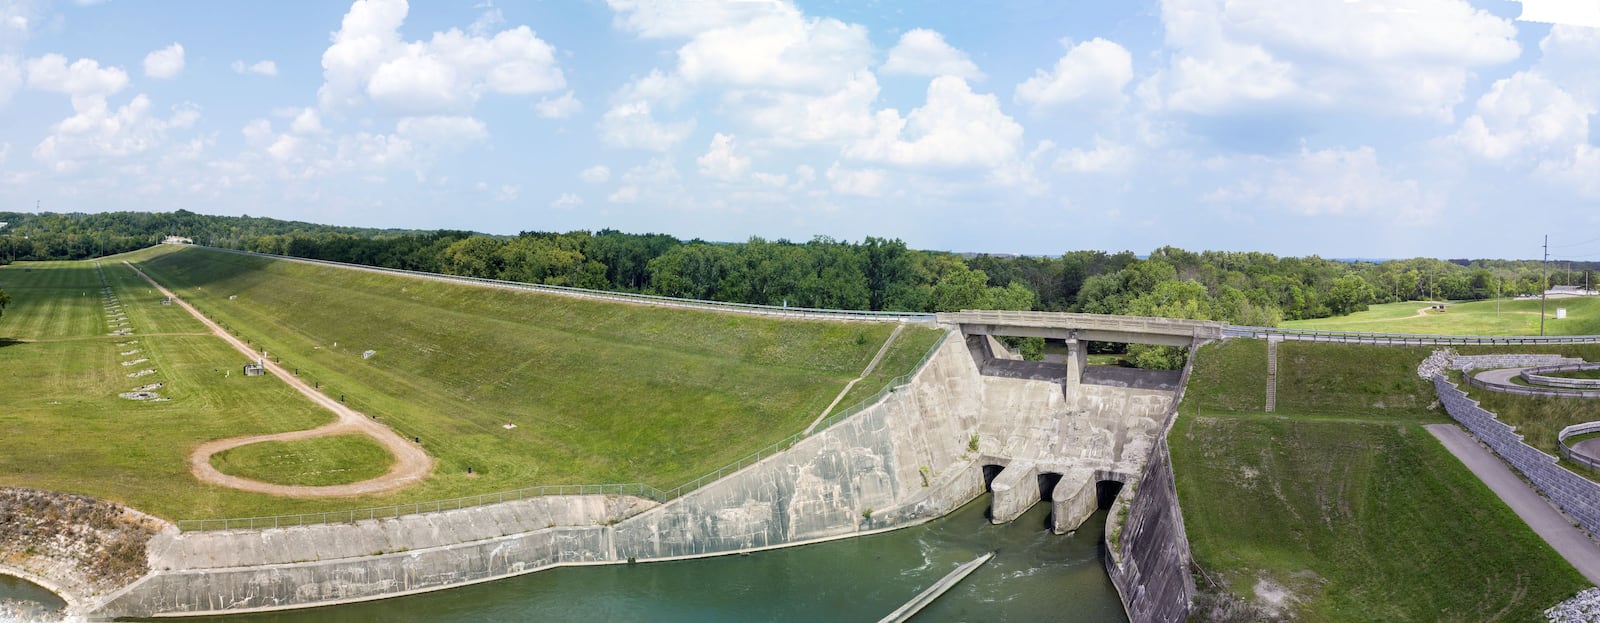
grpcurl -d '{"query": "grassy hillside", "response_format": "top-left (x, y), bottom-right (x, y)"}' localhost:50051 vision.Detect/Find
top-left (1181, 339), bottom-right (1437, 418)
top-left (127, 246), bottom-right (943, 510)
top-left (0, 260), bottom-right (335, 519)
top-left (1285, 297), bottom-right (1600, 335)
top-left (1172, 339), bottom-right (1588, 619)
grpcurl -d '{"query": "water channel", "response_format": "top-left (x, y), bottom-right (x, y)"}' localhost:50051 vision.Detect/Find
top-left (1, 494), bottom-right (1125, 621)
top-left (110, 495), bottom-right (1127, 622)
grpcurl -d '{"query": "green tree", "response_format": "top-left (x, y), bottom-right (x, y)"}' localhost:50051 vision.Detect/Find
top-left (0, 287), bottom-right (9, 318)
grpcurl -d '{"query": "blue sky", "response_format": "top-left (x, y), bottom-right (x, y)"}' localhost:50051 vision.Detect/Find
top-left (1, 0), bottom-right (1598, 259)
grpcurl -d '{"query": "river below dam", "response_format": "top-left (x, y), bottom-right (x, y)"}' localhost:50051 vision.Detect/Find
top-left (11, 494), bottom-right (1128, 622)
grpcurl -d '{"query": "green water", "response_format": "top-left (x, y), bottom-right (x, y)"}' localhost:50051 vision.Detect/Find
top-left (0, 573), bottom-right (65, 613)
top-left (166, 495), bottom-right (1127, 622)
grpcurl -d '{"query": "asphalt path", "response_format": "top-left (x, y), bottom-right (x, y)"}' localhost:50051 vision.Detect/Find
top-left (1426, 423), bottom-right (1600, 585)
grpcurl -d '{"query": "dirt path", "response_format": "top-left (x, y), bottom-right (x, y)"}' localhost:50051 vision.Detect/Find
top-left (804, 323), bottom-right (905, 434)
top-left (124, 262), bottom-right (433, 497)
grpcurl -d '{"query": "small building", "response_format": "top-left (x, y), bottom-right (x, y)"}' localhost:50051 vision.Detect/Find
top-left (1545, 285), bottom-right (1597, 298)
top-left (243, 362), bottom-right (265, 376)
top-left (161, 297), bottom-right (173, 306)
top-left (163, 236), bottom-right (194, 245)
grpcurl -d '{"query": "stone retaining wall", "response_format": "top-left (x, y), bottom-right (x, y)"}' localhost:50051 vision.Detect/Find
top-left (1433, 376), bottom-right (1600, 536)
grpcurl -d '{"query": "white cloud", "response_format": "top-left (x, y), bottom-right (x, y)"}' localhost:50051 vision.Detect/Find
top-left (1536, 145), bottom-right (1600, 198)
top-left (0, 56), bottom-right (19, 106)
top-left (882, 29), bottom-right (983, 80)
top-left (1536, 25), bottom-right (1600, 107)
top-left (494, 184), bottom-right (519, 202)
top-left (579, 165), bottom-right (610, 183)
top-left (290, 108), bottom-right (324, 134)
top-left (320, 0), bottom-right (565, 113)
top-left (750, 171), bottom-right (787, 187)
top-left (535, 90), bottom-right (582, 118)
top-left (608, 185), bottom-right (639, 203)
top-left (740, 70), bottom-right (879, 146)
top-left (242, 119), bottom-right (273, 146)
top-left (1516, 0), bottom-right (1600, 29)
top-left (598, 100), bottom-right (693, 150)
top-left (847, 76), bottom-right (1024, 169)
top-left (1015, 38), bottom-right (1131, 109)
top-left (32, 95), bottom-right (200, 171)
top-left (605, 0), bottom-right (790, 39)
top-left (1055, 138), bottom-right (1134, 173)
top-left (696, 132), bottom-right (749, 180)
top-left (1146, 0), bottom-right (1520, 119)
top-left (142, 43), bottom-right (185, 79)
top-left (25, 54), bottom-right (128, 98)
top-left (1206, 146), bottom-right (1436, 221)
top-left (826, 162), bottom-right (885, 197)
top-left (551, 192), bottom-right (583, 209)
top-left (674, 7), bottom-right (870, 93)
top-left (231, 60), bottom-right (278, 76)
top-left (1451, 72), bottom-right (1590, 161)
top-left (394, 115), bottom-right (489, 149)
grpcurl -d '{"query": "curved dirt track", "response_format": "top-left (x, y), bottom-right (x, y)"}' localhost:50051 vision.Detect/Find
top-left (125, 262), bottom-right (433, 497)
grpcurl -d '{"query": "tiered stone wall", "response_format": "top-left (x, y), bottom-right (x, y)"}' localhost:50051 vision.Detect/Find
top-left (1432, 376), bottom-right (1600, 536)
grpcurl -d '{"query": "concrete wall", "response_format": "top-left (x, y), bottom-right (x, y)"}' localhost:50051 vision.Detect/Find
top-left (94, 335), bottom-right (989, 618)
top-left (1104, 438), bottom-right (1193, 623)
top-left (1433, 375), bottom-right (1600, 537)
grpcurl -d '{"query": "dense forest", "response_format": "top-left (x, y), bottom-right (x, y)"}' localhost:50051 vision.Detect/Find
top-left (1, 209), bottom-right (1593, 365)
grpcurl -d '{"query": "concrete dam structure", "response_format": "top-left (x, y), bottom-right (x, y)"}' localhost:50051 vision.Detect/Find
top-left (82, 312), bottom-right (1216, 620)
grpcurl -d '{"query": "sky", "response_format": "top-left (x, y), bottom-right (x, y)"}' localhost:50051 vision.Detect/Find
top-left (0, 0), bottom-right (1598, 260)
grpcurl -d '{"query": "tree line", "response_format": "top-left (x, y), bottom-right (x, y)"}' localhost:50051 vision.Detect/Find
top-left (2, 210), bottom-right (1593, 364)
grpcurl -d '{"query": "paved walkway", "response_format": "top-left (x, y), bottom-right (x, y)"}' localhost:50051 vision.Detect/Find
top-left (1426, 423), bottom-right (1600, 585)
top-left (125, 262), bottom-right (433, 497)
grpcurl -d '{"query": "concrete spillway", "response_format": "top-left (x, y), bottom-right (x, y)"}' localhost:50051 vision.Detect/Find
top-left (81, 325), bottom-right (1183, 619)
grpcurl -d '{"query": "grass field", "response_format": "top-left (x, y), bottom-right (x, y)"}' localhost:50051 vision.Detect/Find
top-left (209, 435), bottom-right (394, 487)
top-left (0, 249), bottom-right (943, 520)
top-left (1285, 297), bottom-right (1600, 335)
top-left (1172, 339), bottom-right (1589, 619)
top-left (0, 260), bottom-right (337, 519)
top-left (120, 246), bottom-right (940, 514)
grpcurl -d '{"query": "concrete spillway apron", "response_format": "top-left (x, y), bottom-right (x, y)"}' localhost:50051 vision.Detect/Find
top-left (877, 552), bottom-right (995, 623)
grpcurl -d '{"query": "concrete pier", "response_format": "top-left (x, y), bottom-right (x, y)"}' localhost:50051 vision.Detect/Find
top-left (988, 460), bottom-right (1039, 524)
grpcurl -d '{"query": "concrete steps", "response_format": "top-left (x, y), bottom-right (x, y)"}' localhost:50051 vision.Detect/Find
top-left (1266, 337), bottom-right (1279, 412)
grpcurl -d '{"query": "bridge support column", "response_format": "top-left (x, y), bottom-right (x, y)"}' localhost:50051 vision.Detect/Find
top-left (1065, 338), bottom-right (1085, 397)
top-left (989, 461), bottom-right (1039, 524)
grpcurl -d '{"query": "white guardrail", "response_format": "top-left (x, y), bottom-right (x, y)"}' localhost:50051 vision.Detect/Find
top-left (1224, 326), bottom-right (1600, 345)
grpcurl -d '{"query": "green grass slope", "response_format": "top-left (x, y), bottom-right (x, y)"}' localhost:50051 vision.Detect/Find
top-left (1285, 297), bottom-right (1600, 335)
top-left (1172, 339), bottom-right (1588, 620)
top-left (131, 246), bottom-right (943, 509)
top-left (209, 435), bottom-right (395, 487)
top-left (0, 261), bottom-right (335, 519)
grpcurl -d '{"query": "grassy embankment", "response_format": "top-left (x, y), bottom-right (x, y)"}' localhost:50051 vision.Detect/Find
top-left (1171, 339), bottom-right (1588, 620)
top-left (1286, 297), bottom-right (1600, 335)
top-left (209, 435), bottom-right (395, 487)
top-left (0, 259), bottom-right (333, 519)
top-left (120, 245), bottom-right (939, 516)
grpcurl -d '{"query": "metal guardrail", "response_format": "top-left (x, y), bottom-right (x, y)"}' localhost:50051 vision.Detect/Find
top-left (174, 332), bottom-right (952, 531)
top-left (1559, 422), bottom-right (1600, 471)
top-left (1522, 363), bottom-right (1600, 390)
top-left (1225, 325), bottom-right (1600, 345)
top-left (1462, 368), bottom-right (1600, 398)
top-left (183, 244), bottom-right (935, 323)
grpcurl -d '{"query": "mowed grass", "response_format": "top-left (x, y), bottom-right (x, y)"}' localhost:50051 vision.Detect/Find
top-left (210, 435), bottom-right (394, 487)
top-left (0, 260), bottom-right (343, 519)
top-left (128, 246), bottom-right (941, 512)
top-left (1172, 339), bottom-right (1587, 619)
top-left (1285, 297), bottom-right (1600, 335)
top-left (1181, 339), bottom-right (1438, 418)
top-left (1171, 415), bottom-right (1588, 621)
top-left (830, 327), bottom-right (946, 415)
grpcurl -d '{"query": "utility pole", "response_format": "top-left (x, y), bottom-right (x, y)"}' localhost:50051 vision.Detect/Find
top-left (1541, 234), bottom-right (1549, 337)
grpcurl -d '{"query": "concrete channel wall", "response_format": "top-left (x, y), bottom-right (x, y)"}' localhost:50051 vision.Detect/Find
top-left (1101, 344), bottom-right (1200, 623)
top-left (92, 336), bottom-right (989, 618)
top-left (1433, 375), bottom-right (1600, 536)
